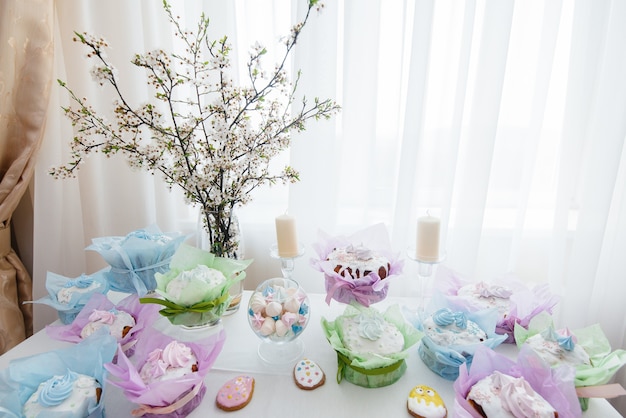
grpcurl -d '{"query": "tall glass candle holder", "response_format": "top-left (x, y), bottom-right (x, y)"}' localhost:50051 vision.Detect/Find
top-left (270, 243), bottom-right (305, 280)
top-left (407, 247), bottom-right (445, 314)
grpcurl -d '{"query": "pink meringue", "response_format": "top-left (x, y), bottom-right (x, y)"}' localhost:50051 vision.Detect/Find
top-left (162, 340), bottom-right (194, 368)
top-left (88, 309), bottom-right (116, 324)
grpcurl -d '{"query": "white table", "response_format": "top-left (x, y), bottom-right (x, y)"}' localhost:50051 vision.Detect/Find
top-left (0, 291), bottom-right (621, 417)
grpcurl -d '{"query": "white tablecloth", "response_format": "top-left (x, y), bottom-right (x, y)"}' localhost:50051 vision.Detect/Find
top-left (0, 291), bottom-right (621, 417)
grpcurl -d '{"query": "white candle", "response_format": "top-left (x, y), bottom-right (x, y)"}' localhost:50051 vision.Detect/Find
top-left (416, 214), bottom-right (440, 261)
top-left (275, 214), bottom-right (299, 257)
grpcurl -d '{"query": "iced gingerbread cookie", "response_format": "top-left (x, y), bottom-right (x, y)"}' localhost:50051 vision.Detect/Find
top-left (407, 385), bottom-right (447, 418)
top-left (216, 375), bottom-right (255, 411)
top-left (293, 358), bottom-right (325, 390)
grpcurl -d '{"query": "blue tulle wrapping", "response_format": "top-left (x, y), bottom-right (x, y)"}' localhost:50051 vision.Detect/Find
top-left (0, 330), bottom-right (117, 417)
top-left (86, 225), bottom-right (186, 295)
top-left (405, 294), bottom-right (507, 381)
top-left (28, 269), bottom-right (110, 324)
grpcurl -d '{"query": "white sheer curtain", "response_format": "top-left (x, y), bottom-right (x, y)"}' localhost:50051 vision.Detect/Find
top-left (35, 0), bottom-right (626, 404)
top-left (292, 0), bottom-right (626, 351)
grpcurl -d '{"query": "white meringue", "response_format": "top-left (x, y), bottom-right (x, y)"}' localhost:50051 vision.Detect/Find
top-left (249, 293), bottom-right (267, 314)
top-left (265, 301), bottom-right (283, 317)
top-left (260, 318), bottom-right (276, 336)
top-left (283, 297), bottom-right (300, 314)
top-left (275, 320), bottom-right (289, 337)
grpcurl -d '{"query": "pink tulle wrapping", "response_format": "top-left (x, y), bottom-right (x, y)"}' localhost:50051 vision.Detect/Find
top-left (45, 293), bottom-right (161, 354)
top-left (453, 345), bottom-right (582, 418)
top-left (436, 266), bottom-right (559, 343)
top-left (104, 325), bottom-right (225, 410)
top-left (311, 224), bottom-right (403, 306)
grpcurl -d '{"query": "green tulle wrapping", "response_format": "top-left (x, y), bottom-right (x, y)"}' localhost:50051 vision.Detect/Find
top-left (321, 303), bottom-right (423, 388)
top-left (142, 244), bottom-right (252, 326)
top-left (515, 311), bottom-right (626, 410)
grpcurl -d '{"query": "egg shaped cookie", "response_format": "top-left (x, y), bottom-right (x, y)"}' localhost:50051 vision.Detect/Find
top-left (216, 375), bottom-right (255, 411)
top-left (407, 385), bottom-right (447, 418)
top-left (293, 358), bottom-right (325, 390)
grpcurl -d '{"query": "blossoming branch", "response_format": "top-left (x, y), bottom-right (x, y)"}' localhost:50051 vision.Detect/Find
top-left (51, 0), bottom-right (340, 257)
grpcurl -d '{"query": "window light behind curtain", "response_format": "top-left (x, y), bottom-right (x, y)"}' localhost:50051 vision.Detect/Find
top-left (36, 0), bottom-right (626, 378)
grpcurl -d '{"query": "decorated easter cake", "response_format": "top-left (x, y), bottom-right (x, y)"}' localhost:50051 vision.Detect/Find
top-left (422, 308), bottom-right (487, 346)
top-left (415, 306), bottom-right (506, 381)
top-left (56, 276), bottom-right (105, 305)
top-left (326, 244), bottom-right (391, 279)
top-left (138, 340), bottom-right (198, 384)
top-left (456, 282), bottom-right (513, 319)
top-left (466, 371), bottom-right (557, 417)
top-left (22, 370), bottom-right (101, 418)
top-left (164, 264), bottom-right (227, 306)
top-left (337, 311), bottom-right (404, 356)
top-left (322, 304), bottom-right (422, 388)
top-left (522, 326), bottom-right (591, 369)
top-left (80, 308), bottom-right (136, 340)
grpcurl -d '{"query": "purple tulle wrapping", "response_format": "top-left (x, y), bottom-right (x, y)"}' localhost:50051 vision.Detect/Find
top-left (453, 345), bottom-right (582, 418)
top-left (311, 224), bottom-right (403, 306)
top-left (104, 325), bottom-right (225, 415)
top-left (436, 265), bottom-right (559, 343)
top-left (45, 293), bottom-right (161, 356)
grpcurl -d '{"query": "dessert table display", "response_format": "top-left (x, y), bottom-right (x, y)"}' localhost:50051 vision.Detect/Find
top-left (5, 222), bottom-right (625, 416)
top-left (1, 291), bottom-right (622, 417)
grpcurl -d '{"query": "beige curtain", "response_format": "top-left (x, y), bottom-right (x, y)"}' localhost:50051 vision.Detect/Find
top-left (0, 0), bottom-right (53, 354)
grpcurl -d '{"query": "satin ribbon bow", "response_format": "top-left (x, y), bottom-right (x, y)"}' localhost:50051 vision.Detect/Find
top-left (131, 382), bottom-right (203, 416)
top-left (325, 279), bottom-right (380, 307)
top-left (140, 292), bottom-right (230, 318)
top-left (63, 275), bottom-right (93, 288)
top-left (335, 351), bottom-right (404, 384)
top-left (109, 241), bottom-right (171, 295)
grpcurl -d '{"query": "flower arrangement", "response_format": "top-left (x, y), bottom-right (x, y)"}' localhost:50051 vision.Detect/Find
top-left (51, 0), bottom-right (340, 257)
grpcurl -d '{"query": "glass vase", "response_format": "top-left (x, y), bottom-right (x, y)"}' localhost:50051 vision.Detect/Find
top-left (197, 210), bottom-right (245, 315)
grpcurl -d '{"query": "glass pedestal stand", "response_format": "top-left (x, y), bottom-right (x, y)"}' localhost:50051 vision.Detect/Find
top-left (407, 248), bottom-right (445, 315)
top-left (257, 338), bottom-right (305, 366)
top-left (269, 243), bottom-right (305, 280)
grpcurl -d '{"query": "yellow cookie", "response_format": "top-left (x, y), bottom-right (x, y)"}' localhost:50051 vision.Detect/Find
top-left (407, 385), bottom-right (447, 418)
